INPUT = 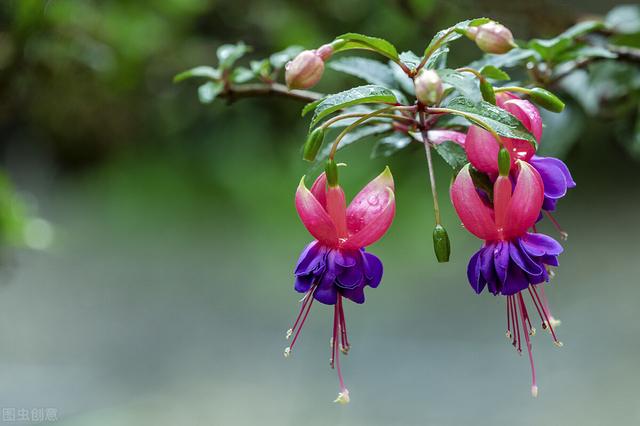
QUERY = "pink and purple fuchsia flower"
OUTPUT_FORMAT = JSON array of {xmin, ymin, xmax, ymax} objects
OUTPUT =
[
  {"xmin": 451, "ymin": 159, "xmax": 566, "ymax": 397},
  {"xmin": 286, "ymin": 167, "xmax": 395, "ymax": 404}
]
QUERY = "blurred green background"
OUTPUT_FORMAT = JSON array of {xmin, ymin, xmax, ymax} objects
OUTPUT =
[{"xmin": 1, "ymin": 0, "xmax": 640, "ymax": 425}]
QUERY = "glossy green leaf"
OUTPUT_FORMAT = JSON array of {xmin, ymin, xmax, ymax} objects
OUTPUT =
[
  {"xmin": 333, "ymin": 33, "xmax": 400, "ymax": 61},
  {"xmin": 231, "ymin": 67, "xmax": 255, "ymax": 83},
  {"xmin": 479, "ymin": 65, "xmax": 510, "ymax": 80},
  {"xmin": 371, "ymin": 133, "xmax": 413, "ymax": 157},
  {"xmin": 399, "ymin": 51, "xmax": 422, "ymax": 69},
  {"xmin": 444, "ymin": 96, "xmax": 537, "ymax": 148},
  {"xmin": 316, "ymin": 124, "xmax": 393, "ymax": 162},
  {"xmin": 217, "ymin": 42, "xmax": 250, "ymax": 70},
  {"xmin": 438, "ymin": 69, "xmax": 481, "ymax": 103},
  {"xmin": 250, "ymin": 59, "xmax": 271, "ymax": 77},
  {"xmin": 198, "ymin": 81, "xmax": 224, "ymax": 104},
  {"xmin": 433, "ymin": 140, "xmax": 468, "ymax": 170},
  {"xmin": 469, "ymin": 48, "xmax": 538, "ymax": 69},
  {"xmin": 390, "ymin": 62, "xmax": 415, "ymax": 94},
  {"xmin": 529, "ymin": 21, "xmax": 604, "ymax": 61},
  {"xmin": 309, "ymin": 85, "xmax": 398, "ymax": 128},
  {"xmin": 327, "ymin": 57, "xmax": 397, "ymax": 88},
  {"xmin": 269, "ymin": 45, "xmax": 304, "ymax": 69},
  {"xmin": 173, "ymin": 66, "xmax": 221, "ymax": 83},
  {"xmin": 423, "ymin": 18, "xmax": 490, "ymax": 56},
  {"xmin": 301, "ymin": 98, "xmax": 323, "ymax": 117}
]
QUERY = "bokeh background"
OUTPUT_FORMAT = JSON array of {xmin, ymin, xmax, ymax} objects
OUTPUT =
[{"xmin": 1, "ymin": 0, "xmax": 640, "ymax": 425}]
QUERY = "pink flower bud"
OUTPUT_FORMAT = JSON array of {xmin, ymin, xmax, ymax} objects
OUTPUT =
[
  {"xmin": 285, "ymin": 50, "xmax": 325, "ymax": 90},
  {"xmin": 467, "ymin": 22, "xmax": 516, "ymax": 54},
  {"xmin": 414, "ymin": 70, "xmax": 443, "ymax": 105}
]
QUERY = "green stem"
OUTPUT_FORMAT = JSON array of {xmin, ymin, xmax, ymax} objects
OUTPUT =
[
  {"xmin": 328, "ymin": 107, "xmax": 398, "ymax": 159},
  {"xmin": 456, "ymin": 67, "xmax": 485, "ymax": 81},
  {"xmin": 419, "ymin": 111, "xmax": 441, "ymax": 225},
  {"xmin": 321, "ymin": 112, "xmax": 416, "ymax": 129},
  {"xmin": 494, "ymin": 86, "xmax": 531, "ymax": 94},
  {"xmin": 415, "ymin": 28, "xmax": 456, "ymax": 74}
]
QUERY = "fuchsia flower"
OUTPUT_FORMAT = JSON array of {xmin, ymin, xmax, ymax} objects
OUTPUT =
[
  {"xmin": 465, "ymin": 92, "xmax": 576, "ymax": 229},
  {"xmin": 286, "ymin": 167, "xmax": 395, "ymax": 403},
  {"xmin": 451, "ymin": 160, "xmax": 565, "ymax": 396}
]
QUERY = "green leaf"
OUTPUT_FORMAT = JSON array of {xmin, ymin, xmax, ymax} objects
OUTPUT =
[
  {"xmin": 554, "ymin": 45, "xmax": 617, "ymax": 62},
  {"xmin": 390, "ymin": 62, "xmax": 415, "ymax": 94},
  {"xmin": 529, "ymin": 21, "xmax": 605, "ymax": 62},
  {"xmin": 231, "ymin": 67, "xmax": 255, "ymax": 83},
  {"xmin": 173, "ymin": 66, "xmax": 221, "ymax": 83},
  {"xmin": 434, "ymin": 140, "xmax": 468, "ymax": 170},
  {"xmin": 469, "ymin": 48, "xmax": 538, "ymax": 69},
  {"xmin": 424, "ymin": 45, "xmax": 449, "ymax": 70},
  {"xmin": 333, "ymin": 33, "xmax": 400, "ymax": 61},
  {"xmin": 316, "ymin": 124, "xmax": 393, "ymax": 162},
  {"xmin": 606, "ymin": 5, "xmax": 640, "ymax": 34},
  {"xmin": 217, "ymin": 42, "xmax": 250, "ymax": 70},
  {"xmin": 327, "ymin": 57, "xmax": 397, "ymax": 88},
  {"xmin": 371, "ymin": 133, "xmax": 413, "ymax": 157},
  {"xmin": 270, "ymin": 45, "xmax": 304, "ymax": 69},
  {"xmin": 423, "ymin": 18, "xmax": 490, "ymax": 56},
  {"xmin": 309, "ymin": 85, "xmax": 398, "ymax": 128},
  {"xmin": 479, "ymin": 65, "xmax": 510, "ymax": 80},
  {"xmin": 198, "ymin": 81, "xmax": 224, "ymax": 104},
  {"xmin": 399, "ymin": 51, "xmax": 422, "ymax": 69},
  {"xmin": 438, "ymin": 69, "xmax": 481, "ymax": 103},
  {"xmin": 301, "ymin": 98, "xmax": 323, "ymax": 117},
  {"xmin": 444, "ymin": 96, "xmax": 537, "ymax": 148},
  {"xmin": 250, "ymin": 59, "xmax": 271, "ymax": 77}
]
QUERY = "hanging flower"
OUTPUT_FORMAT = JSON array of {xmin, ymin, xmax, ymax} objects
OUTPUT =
[
  {"xmin": 451, "ymin": 160, "xmax": 564, "ymax": 397},
  {"xmin": 286, "ymin": 167, "xmax": 395, "ymax": 403}
]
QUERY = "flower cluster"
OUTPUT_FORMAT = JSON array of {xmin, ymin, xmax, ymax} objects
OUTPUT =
[{"xmin": 450, "ymin": 92, "xmax": 575, "ymax": 396}]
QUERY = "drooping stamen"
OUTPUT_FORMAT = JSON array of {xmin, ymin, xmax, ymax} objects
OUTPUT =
[
  {"xmin": 332, "ymin": 295, "xmax": 349, "ymax": 404},
  {"xmin": 539, "ymin": 284, "xmax": 561, "ymax": 328},
  {"xmin": 517, "ymin": 293, "xmax": 538, "ymax": 397},
  {"xmin": 509, "ymin": 296, "xmax": 518, "ymax": 347},
  {"xmin": 512, "ymin": 295, "xmax": 522, "ymax": 353},
  {"xmin": 530, "ymin": 285, "xmax": 563, "ymax": 347},
  {"xmin": 506, "ymin": 298, "xmax": 512, "ymax": 340},
  {"xmin": 285, "ymin": 283, "xmax": 318, "ymax": 356},
  {"xmin": 544, "ymin": 211, "xmax": 568, "ymax": 240},
  {"xmin": 337, "ymin": 295, "xmax": 350, "ymax": 353},
  {"xmin": 519, "ymin": 296, "xmax": 535, "ymax": 336}
]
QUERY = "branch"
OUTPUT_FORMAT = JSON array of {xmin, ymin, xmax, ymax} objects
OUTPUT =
[
  {"xmin": 220, "ymin": 82, "xmax": 323, "ymax": 103},
  {"xmin": 549, "ymin": 44, "xmax": 640, "ymax": 85}
]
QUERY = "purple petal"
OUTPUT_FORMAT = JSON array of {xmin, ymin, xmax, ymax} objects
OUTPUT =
[
  {"xmin": 341, "ymin": 286, "xmax": 366, "ymax": 304},
  {"xmin": 333, "ymin": 250, "xmax": 357, "ymax": 268},
  {"xmin": 510, "ymin": 239, "xmax": 543, "ymax": 276},
  {"xmin": 363, "ymin": 252, "xmax": 383, "ymax": 288},
  {"xmin": 502, "ymin": 261, "xmax": 530, "ymax": 295},
  {"xmin": 336, "ymin": 264, "xmax": 364, "ymax": 289},
  {"xmin": 294, "ymin": 275, "xmax": 314, "ymax": 293},
  {"xmin": 314, "ymin": 272, "xmax": 338, "ymax": 305},
  {"xmin": 493, "ymin": 242, "xmax": 509, "ymax": 286},
  {"xmin": 530, "ymin": 156, "xmax": 568, "ymax": 199},
  {"xmin": 521, "ymin": 232, "xmax": 563, "ymax": 256},
  {"xmin": 294, "ymin": 241, "xmax": 327, "ymax": 275},
  {"xmin": 479, "ymin": 244, "xmax": 497, "ymax": 284},
  {"xmin": 467, "ymin": 250, "xmax": 486, "ymax": 294},
  {"xmin": 541, "ymin": 254, "xmax": 559, "ymax": 267}
]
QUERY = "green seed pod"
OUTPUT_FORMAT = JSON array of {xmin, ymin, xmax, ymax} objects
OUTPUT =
[
  {"xmin": 303, "ymin": 127, "xmax": 325, "ymax": 162},
  {"xmin": 432, "ymin": 224, "xmax": 451, "ymax": 263},
  {"xmin": 480, "ymin": 79, "xmax": 496, "ymax": 105},
  {"xmin": 498, "ymin": 147, "xmax": 511, "ymax": 176},
  {"xmin": 325, "ymin": 159, "xmax": 339, "ymax": 187},
  {"xmin": 528, "ymin": 87, "xmax": 565, "ymax": 113}
]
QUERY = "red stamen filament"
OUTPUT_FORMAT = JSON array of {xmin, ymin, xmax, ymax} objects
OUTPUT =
[
  {"xmin": 544, "ymin": 211, "xmax": 568, "ymax": 240},
  {"xmin": 332, "ymin": 295, "xmax": 349, "ymax": 403},
  {"xmin": 530, "ymin": 285, "xmax": 562, "ymax": 347},
  {"xmin": 517, "ymin": 293, "xmax": 538, "ymax": 397},
  {"xmin": 285, "ymin": 283, "xmax": 318, "ymax": 356}
]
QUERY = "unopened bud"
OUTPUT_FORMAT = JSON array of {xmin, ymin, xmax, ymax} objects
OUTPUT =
[
  {"xmin": 432, "ymin": 224, "xmax": 451, "ymax": 263},
  {"xmin": 303, "ymin": 127, "xmax": 325, "ymax": 162},
  {"xmin": 498, "ymin": 147, "xmax": 511, "ymax": 176},
  {"xmin": 528, "ymin": 87, "xmax": 565, "ymax": 113},
  {"xmin": 480, "ymin": 79, "xmax": 496, "ymax": 104},
  {"xmin": 467, "ymin": 22, "xmax": 516, "ymax": 55},
  {"xmin": 414, "ymin": 70, "xmax": 443, "ymax": 105},
  {"xmin": 325, "ymin": 159, "xmax": 339, "ymax": 187},
  {"xmin": 285, "ymin": 50, "xmax": 325, "ymax": 90}
]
